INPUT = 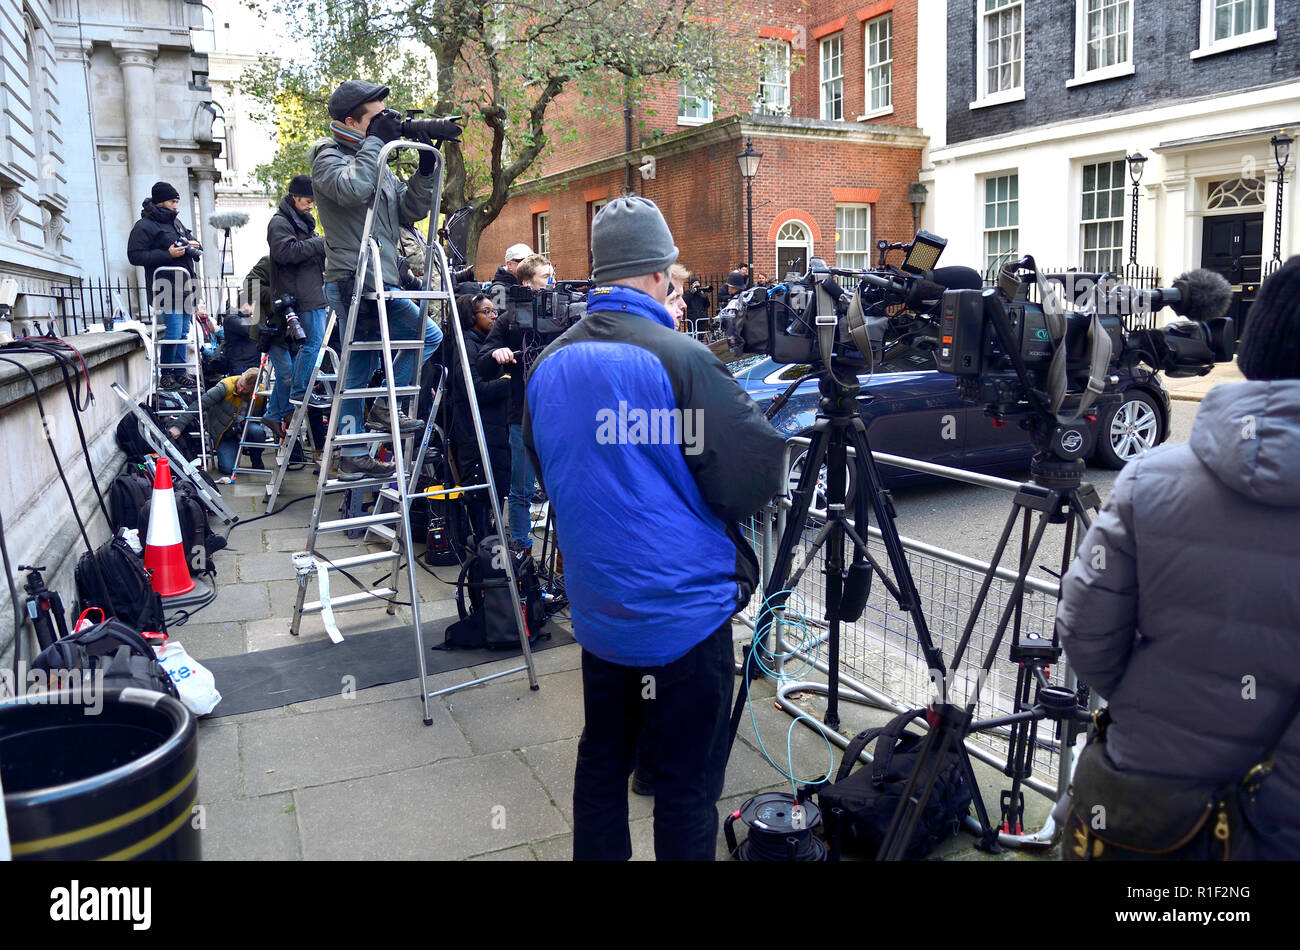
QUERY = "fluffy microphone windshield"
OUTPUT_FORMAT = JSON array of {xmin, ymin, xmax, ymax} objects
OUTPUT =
[
  {"xmin": 1173, "ymin": 268, "xmax": 1233, "ymax": 322},
  {"xmin": 210, "ymin": 211, "xmax": 250, "ymax": 231}
]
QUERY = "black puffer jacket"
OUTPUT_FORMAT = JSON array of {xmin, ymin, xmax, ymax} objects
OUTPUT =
[
  {"xmin": 451, "ymin": 324, "xmax": 511, "ymax": 487},
  {"xmin": 476, "ymin": 304, "xmax": 532, "ymax": 426},
  {"xmin": 267, "ymin": 196, "xmax": 326, "ymax": 312},
  {"xmin": 127, "ymin": 200, "xmax": 197, "ymax": 306}
]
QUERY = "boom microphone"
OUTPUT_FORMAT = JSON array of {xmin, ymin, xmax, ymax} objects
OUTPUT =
[
  {"xmin": 1125, "ymin": 269, "xmax": 1234, "ymax": 322},
  {"xmin": 210, "ymin": 211, "xmax": 249, "ymax": 231}
]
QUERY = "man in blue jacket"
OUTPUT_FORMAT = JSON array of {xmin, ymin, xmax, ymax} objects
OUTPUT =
[{"xmin": 523, "ymin": 196, "xmax": 785, "ymax": 860}]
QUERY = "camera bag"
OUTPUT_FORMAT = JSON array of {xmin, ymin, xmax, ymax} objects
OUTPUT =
[
  {"xmin": 445, "ymin": 535, "xmax": 547, "ymax": 649},
  {"xmin": 73, "ymin": 536, "xmax": 167, "ymax": 636},
  {"xmin": 32, "ymin": 617, "xmax": 179, "ymax": 698},
  {"xmin": 110, "ymin": 467, "xmax": 155, "ymax": 534},
  {"xmin": 817, "ymin": 707, "xmax": 971, "ymax": 860}
]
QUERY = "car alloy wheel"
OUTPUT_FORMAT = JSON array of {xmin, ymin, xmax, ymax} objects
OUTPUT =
[{"xmin": 1102, "ymin": 392, "xmax": 1160, "ymax": 466}]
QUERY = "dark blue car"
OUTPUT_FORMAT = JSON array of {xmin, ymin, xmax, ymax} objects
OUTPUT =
[{"xmin": 730, "ymin": 342, "xmax": 1171, "ymax": 495}]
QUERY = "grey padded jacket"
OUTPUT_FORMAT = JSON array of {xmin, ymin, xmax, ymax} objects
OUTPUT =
[
  {"xmin": 1057, "ymin": 379, "xmax": 1300, "ymax": 858},
  {"xmin": 309, "ymin": 134, "xmax": 436, "ymax": 289}
]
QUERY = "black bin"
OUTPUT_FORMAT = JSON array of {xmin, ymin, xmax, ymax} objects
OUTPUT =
[{"xmin": 1, "ymin": 688, "xmax": 199, "ymax": 860}]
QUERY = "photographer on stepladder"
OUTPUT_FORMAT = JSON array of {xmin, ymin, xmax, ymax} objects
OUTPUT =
[
  {"xmin": 128, "ymin": 180, "xmax": 202, "ymax": 389},
  {"xmin": 310, "ymin": 79, "xmax": 455, "ymax": 480},
  {"xmin": 523, "ymin": 196, "xmax": 785, "ymax": 860},
  {"xmin": 265, "ymin": 175, "xmax": 327, "ymax": 449},
  {"xmin": 478, "ymin": 253, "xmax": 553, "ymax": 554}
]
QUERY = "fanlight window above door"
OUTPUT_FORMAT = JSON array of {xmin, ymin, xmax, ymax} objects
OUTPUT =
[{"xmin": 1206, "ymin": 178, "xmax": 1265, "ymax": 210}]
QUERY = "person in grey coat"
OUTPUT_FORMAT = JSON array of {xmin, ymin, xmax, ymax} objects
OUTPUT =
[{"xmin": 1056, "ymin": 254, "xmax": 1300, "ymax": 859}]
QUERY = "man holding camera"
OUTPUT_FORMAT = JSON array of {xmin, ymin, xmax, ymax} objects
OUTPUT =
[
  {"xmin": 127, "ymin": 180, "xmax": 202, "ymax": 388},
  {"xmin": 310, "ymin": 80, "xmax": 452, "ymax": 479},
  {"xmin": 265, "ymin": 174, "xmax": 327, "ymax": 440},
  {"xmin": 478, "ymin": 253, "xmax": 553, "ymax": 553},
  {"xmin": 523, "ymin": 196, "xmax": 785, "ymax": 860},
  {"xmin": 683, "ymin": 275, "xmax": 712, "ymax": 329}
]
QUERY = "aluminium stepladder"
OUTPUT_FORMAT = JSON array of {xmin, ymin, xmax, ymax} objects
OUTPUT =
[
  {"xmin": 109, "ymin": 381, "xmax": 239, "ymax": 526},
  {"xmin": 263, "ymin": 329, "xmax": 342, "ymax": 511},
  {"xmin": 232, "ymin": 354, "xmax": 279, "ymax": 479},
  {"xmin": 148, "ymin": 266, "xmax": 212, "ymax": 471},
  {"xmin": 289, "ymin": 138, "xmax": 538, "ymax": 725}
]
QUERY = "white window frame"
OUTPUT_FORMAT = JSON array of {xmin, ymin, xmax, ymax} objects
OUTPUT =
[
  {"xmin": 971, "ymin": 0, "xmax": 1026, "ymax": 110},
  {"xmin": 756, "ymin": 40, "xmax": 791, "ymax": 116},
  {"xmin": 835, "ymin": 204, "xmax": 872, "ymax": 270},
  {"xmin": 534, "ymin": 212, "xmax": 550, "ymax": 258},
  {"xmin": 820, "ymin": 33, "xmax": 844, "ymax": 121},
  {"xmin": 982, "ymin": 172, "xmax": 1019, "ymax": 273},
  {"xmin": 587, "ymin": 198, "xmax": 608, "ymax": 252},
  {"xmin": 861, "ymin": 15, "xmax": 893, "ymax": 120},
  {"xmin": 1067, "ymin": 0, "xmax": 1135, "ymax": 87},
  {"xmin": 677, "ymin": 79, "xmax": 713, "ymax": 126},
  {"xmin": 1192, "ymin": 0, "xmax": 1275, "ymax": 59},
  {"xmin": 775, "ymin": 220, "xmax": 814, "ymax": 277},
  {"xmin": 1079, "ymin": 158, "xmax": 1127, "ymax": 273}
]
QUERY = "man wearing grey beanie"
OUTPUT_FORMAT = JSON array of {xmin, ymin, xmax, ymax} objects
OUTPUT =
[{"xmin": 523, "ymin": 195, "xmax": 786, "ymax": 860}]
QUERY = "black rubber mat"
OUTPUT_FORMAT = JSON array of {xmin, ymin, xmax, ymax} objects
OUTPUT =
[{"xmin": 201, "ymin": 616, "xmax": 569, "ymax": 719}]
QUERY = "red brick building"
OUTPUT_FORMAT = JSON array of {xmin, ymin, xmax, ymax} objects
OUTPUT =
[{"xmin": 476, "ymin": 0, "xmax": 925, "ymax": 286}]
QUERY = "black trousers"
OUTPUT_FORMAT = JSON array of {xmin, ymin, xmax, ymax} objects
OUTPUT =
[{"xmin": 573, "ymin": 620, "xmax": 734, "ymax": 861}]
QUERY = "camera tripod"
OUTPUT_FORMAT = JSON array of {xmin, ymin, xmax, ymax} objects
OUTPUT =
[
  {"xmin": 876, "ymin": 436, "xmax": 1099, "ymax": 860},
  {"xmin": 727, "ymin": 365, "xmax": 953, "ymax": 750}
]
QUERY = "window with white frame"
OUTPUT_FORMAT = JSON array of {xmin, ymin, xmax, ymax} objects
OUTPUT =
[
  {"xmin": 1080, "ymin": 160, "xmax": 1125, "ymax": 272},
  {"xmin": 976, "ymin": 0, "xmax": 1024, "ymax": 104},
  {"xmin": 1195, "ymin": 0, "xmax": 1275, "ymax": 56},
  {"xmin": 587, "ymin": 198, "xmax": 608, "ymax": 254},
  {"xmin": 983, "ymin": 173, "xmax": 1019, "ymax": 272},
  {"xmin": 534, "ymin": 212, "xmax": 550, "ymax": 257},
  {"xmin": 1071, "ymin": 0, "xmax": 1133, "ymax": 83},
  {"xmin": 820, "ymin": 33, "xmax": 843, "ymax": 121},
  {"xmin": 865, "ymin": 15, "xmax": 892, "ymax": 114},
  {"xmin": 678, "ymin": 79, "xmax": 713, "ymax": 124},
  {"xmin": 835, "ymin": 205, "xmax": 872, "ymax": 269},
  {"xmin": 757, "ymin": 41, "xmax": 791, "ymax": 116}
]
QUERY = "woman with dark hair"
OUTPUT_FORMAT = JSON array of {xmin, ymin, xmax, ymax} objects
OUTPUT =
[{"xmin": 451, "ymin": 293, "xmax": 512, "ymax": 537}]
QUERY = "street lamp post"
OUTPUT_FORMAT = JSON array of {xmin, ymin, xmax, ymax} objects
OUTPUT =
[
  {"xmin": 1271, "ymin": 130, "xmax": 1292, "ymax": 267},
  {"xmin": 1126, "ymin": 151, "xmax": 1147, "ymax": 266},
  {"xmin": 737, "ymin": 138, "xmax": 762, "ymax": 281}
]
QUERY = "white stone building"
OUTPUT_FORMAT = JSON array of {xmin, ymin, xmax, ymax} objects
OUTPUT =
[
  {"xmin": 917, "ymin": 0, "xmax": 1298, "ymax": 338},
  {"xmin": 0, "ymin": 0, "xmax": 223, "ymax": 327}
]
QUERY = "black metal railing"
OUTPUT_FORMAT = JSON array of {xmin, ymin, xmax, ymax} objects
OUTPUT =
[{"xmin": 47, "ymin": 278, "xmax": 241, "ymax": 338}]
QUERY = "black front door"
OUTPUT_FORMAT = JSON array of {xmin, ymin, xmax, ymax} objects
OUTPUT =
[{"xmin": 1201, "ymin": 212, "xmax": 1264, "ymax": 340}]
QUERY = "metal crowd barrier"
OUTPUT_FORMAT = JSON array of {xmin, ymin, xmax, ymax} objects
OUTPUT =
[{"xmin": 737, "ymin": 439, "xmax": 1085, "ymax": 849}]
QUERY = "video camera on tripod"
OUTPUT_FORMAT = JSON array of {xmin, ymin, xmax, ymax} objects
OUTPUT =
[
  {"xmin": 932, "ymin": 256, "xmax": 1234, "ymax": 457},
  {"xmin": 720, "ymin": 230, "xmax": 983, "ymax": 367},
  {"xmin": 505, "ymin": 281, "xmax": 590, "ymax": 343}
]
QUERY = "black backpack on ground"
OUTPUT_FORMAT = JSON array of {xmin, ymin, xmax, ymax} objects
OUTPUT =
[
  {"xmin": 74, "ymin": 536, "xmax": 167, "ymax": 635},
  {"xmin": 116, "ymin": 400, "xmax": 198, "ymax": 463},
  {"xmin": 109, "ymin": 467, "xmax": 154, "ymax": 534},
  {"xmin": 32, "ymin": 618, "xmax": 178, "ymax": 698},
  {"xmin": 445, "ymin": 535, "xmax": 548, "ymax": 649},
  {"xmin": 816, "ymin": 707, "xmax": 972, "ymax": 860}
]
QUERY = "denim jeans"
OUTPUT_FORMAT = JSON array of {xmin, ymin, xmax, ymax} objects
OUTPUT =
[
  {"xmin": 161, "ymin": 311, "xmax": 190, "ymax": 368},
  {"xmin": 324, "ymin": 283, "xmax": 443, "ymax": 457},
  {"xmin": 266, "ymin": 343, "xmax": 294, "ymax": 424},
  {"xmin": 573, "ymin": 621, "xmax": 735, "ymax": 860},
  {"xmin": 215, "ymin": 422, "xmax": 268, "ymax": 475},
  {"xmin": 508, "ymin": 423, "xmax": 535, "ymax": 549},
  {"xmin": 289, "ymin": 307, "xmax": 328, "ymax": 404}
]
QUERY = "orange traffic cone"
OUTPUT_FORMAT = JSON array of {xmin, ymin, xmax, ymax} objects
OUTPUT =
[{"xmin": 143, "ymin": 457, "xmax": 195, "ymax": 596}]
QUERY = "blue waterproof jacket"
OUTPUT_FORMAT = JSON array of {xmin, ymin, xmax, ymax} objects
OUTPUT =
[{"xmin": 523, "ymin": 285, "xmax": 785, "ymax": 666}]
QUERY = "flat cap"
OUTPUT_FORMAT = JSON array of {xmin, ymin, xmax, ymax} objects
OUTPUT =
[{"xmin": 328, "ymin": 80, "xmax": 390, "ymax": 121}]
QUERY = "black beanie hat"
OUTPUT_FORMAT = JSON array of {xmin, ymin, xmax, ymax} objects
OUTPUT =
[
  {"xmin": 288, "ymin": 175, "xmax": 313, "ymax": 198},
  {"xmin": 1238, "ymin": 255, "xmax": 1300, "ymax": 381},
  {"xmin": 151, "ymin": 181, "xmax": 180, "ymax": 203}
]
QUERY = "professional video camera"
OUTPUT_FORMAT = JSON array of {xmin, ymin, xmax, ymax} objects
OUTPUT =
[
  {"xmin": 505, "ymin": 281, "xmax": 589, "ymax": 343},
  {"xmin": 720, "ymin": 230, "xmax": 982, "ymax": 366},
  {"xmin": 934, "ymin": 256, "xmax": 1234, "ymax": 439}
]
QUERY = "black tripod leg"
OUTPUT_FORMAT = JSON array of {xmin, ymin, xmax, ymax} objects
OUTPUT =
[{"xmin": 823, "ymin": 430, "xmax": 847, "ymax": 732}]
